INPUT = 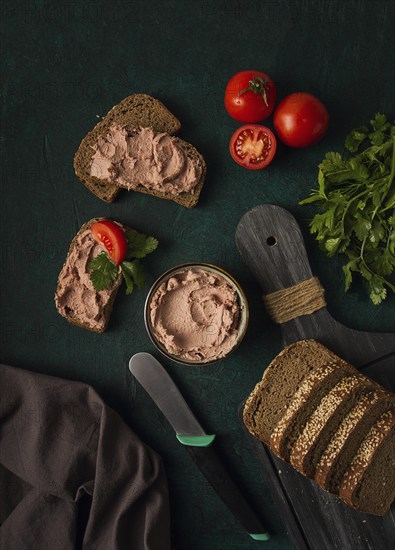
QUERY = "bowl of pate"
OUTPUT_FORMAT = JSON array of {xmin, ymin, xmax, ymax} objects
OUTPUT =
[{"xmin": 144, "ymin": 263, "xmax": 248, "ymax": 365}]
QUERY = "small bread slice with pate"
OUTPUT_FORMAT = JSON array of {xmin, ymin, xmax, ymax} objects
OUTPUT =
[
  {"xmin": 74, "ymin": 94, "xmax": 206, "ymax": 207},
  {"xmin": 54, "ymin": 218, "xmax": 158, "ymax": 333}
]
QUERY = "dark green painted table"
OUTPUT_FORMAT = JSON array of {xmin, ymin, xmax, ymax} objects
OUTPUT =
[{"xmin": 1, "ymin": 1, "xmax": 394, "ymax": 548}]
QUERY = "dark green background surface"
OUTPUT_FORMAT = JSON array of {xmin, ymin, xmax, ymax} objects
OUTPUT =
[{"xmin": 1, "ymin": 1, "xmax": 395, "ymax": 548}]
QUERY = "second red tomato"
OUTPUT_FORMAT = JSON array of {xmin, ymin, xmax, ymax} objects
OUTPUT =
[{"xmin": 273, "ymin": 92, "xmax": 329, "ymax": 148}]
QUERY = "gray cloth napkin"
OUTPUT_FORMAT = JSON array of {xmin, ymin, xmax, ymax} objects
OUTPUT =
[{"xmin": 0, "ymin": 364, "xmax": 171, "ymax": 550}]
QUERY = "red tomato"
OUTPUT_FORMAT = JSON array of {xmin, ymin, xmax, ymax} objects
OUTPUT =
[
  {"xmin": 273, "ymin": 92, "xmax": 329, "ymax": 148},
  {"xmin": 229, "ymin": 125, "xmax": 276, "ymax": 170},
  {"xmin": 91, "ymin": 220, "xmax": 127, "ymax": 265},
  {"xmin": 225, "ymin": 70, "xmax": 276, "ymax": 123}
]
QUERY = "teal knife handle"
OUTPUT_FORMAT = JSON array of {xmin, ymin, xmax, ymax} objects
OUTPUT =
[
  {"xmin": 176, "ymin": 434, "xmax": 216, "ymax": 446},
  {"xmin": 183, "ymin": 442, "xmax": 270, "ymax": 540}
]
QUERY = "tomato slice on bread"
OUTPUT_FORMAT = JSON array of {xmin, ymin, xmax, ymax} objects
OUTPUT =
[
  {"xmin": 91, "ymin": 220, "xmax": 128, "ymax": 265},
  {"xmin": 229, "ymin": 125, "xmax": 276, "ymax": 170}
]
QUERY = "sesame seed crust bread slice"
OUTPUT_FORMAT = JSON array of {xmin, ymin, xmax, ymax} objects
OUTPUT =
[
  {"xmin": 289, "ymin": 376, "xmax": 375, "ymax": 477},
  {"xmin": 243, "ymin": 340, "xmax": 348, "ymax": 447},
  {"xmin": 315, "ymin": 388, "xmax": 394, "ymax": 492},
  {"xmin": 54, "ymin": 218, "xmax": 132, "ymax": 333},
  {"xmin": 269, "ymin": 360, "xmax": 355, "ymax": 461},
  {"xmin": 74, "ymin": 94, "xmax": 206, "ymax": 207},
  {"xmin": 338, "ymin": 409, "xmax": 395, "ymax": 516}
]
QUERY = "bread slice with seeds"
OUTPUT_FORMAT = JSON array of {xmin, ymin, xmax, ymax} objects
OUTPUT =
[
  {"xmin": 289, "ymin": 376, "xmax": 374, "ymax": 477},
  {"xmin": 243, "ymin": 340, "xmax": 349, "ymax": 447},
  {"xmin": 339, "ymin": 409, "xmax": 395, "ymax": 516},
  {"xmin": 315, "ymin": 388, "xmax": 394, "ymax": 492},
  {"xmin": 74, "ymin": 94, "xmax": 206, "ymax": 207},
  {"xmin": 269, "ymin": 360, "xmax": 355, "ymax": 461}
]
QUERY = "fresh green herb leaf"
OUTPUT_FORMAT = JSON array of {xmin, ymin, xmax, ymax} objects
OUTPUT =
[
  {"xmin": 120, "ymin": 264, "xmax": 134, "ymax": 295},
  {"xmin": 122, "ymin": 259, "xmax": 146, "ymax": 289},
  {"xmin": 368, "ymin": 275, "xmax": 387, "ymax": 305},
  {"xmin": 126, "ymin": 231, "xmax": 159, "ymax": 259},
  {"xmin": 300, "ymin": 113, "xmax": 395, "ymax": 304},
  {"xmin": 343, "ymin": 259, "xmax": 359, "ymax": 291},
  {"xmin": 345, "ymin": 126, "xmax": 368, "ymax": 153},
  {"xmin": 370, "ymin": 113, "xmax": 388, "ymax": 132},
  {"xmin": 324, "ymin": 237, "xmax": 341, "ymax": 255},
  {"xmin": 89, "ymin": 252, "xmax": 118, "ymax": 291},
  {"xmin": 299, "ymin": 192, "xmax": 324, "ymax": 205},
  {"xmin": 354, "ymin": 214, "xmax": 371, "ymax": 241},
  {"xmin": 372, "ymin": 248, "xmax": 395, "ymax": 277}
]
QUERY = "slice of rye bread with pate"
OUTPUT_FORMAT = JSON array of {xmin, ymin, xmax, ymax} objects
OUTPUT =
[
  {"xmin": 338, "ymin": 408, "xmax": 395, "ymax": 516},
  {"xmin": 74, "ymin": 94, "xmax": 206, "ymax": 207},
  {"xmin": 243, "ymin": 340, "xmax": 350, "ymax": 455},
  {"xmin": 54, "ymin": 218, "xmax": 134, "ymax": 333},
  {"xmin": 74, "ymin": 94, "xmax": 181, "ymax": 203},
  {"xmin": 315, "ymin": 388, "xmax": 395, "ymax": 493},
  {"xmin": 289, "ymin": 375, "xmax": 378, "ymax": 477}
]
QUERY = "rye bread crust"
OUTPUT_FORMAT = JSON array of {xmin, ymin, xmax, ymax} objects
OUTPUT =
[
  {"xmin": 54, "ymin": 217, "xmax": 127, "ymax": 333},
  {"xmin": 74, "ymin": 94, "xmax": 206, "ymax": 207}
]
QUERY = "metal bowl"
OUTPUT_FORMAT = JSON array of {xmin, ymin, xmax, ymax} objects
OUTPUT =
[{"xmin": 144, "ymin": 263, "xmax": 249, "ymax": 366}]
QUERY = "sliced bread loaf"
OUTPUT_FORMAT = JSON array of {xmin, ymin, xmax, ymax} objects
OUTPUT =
[
  {"xmin": 74, "ymin": 94, "xmax": 207, "ymax": 207},
  {"xmin": 243, "ymin": 339, "xmax": 395, "ymax": 515},
  {"xmin": 289, "ymin": 376, "xmax": 374, "ymax": 477},
  {"xmin": 243, "ymin": 340, "xmax": 348, "ymax": 445},
  {"xmin": 315, "ymin": 388, "xmax": 394, "ymax": 492},
  {"xmin": 338, "ymin": 409, "xmax": 395, "ymax": 516}
]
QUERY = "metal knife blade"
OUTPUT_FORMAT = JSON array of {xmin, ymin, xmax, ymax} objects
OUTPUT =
[
  {"xmin": 129, "ymin": 352, "xmax": 207, "ymax": 439},
  {"xmin": 129, "ymin": 352, "xmax": 270, "ymax": 541}
]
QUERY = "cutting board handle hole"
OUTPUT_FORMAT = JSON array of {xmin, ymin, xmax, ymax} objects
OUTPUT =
[{"xmin": 266, "ymin": 236, "xmax": 277, "ymax": 247}]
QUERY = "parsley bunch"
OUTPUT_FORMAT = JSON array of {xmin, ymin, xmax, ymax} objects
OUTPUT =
[
  {"xmin": 89, "ymin": 230, "xmax": 158, "ymax": 295},
  {"xmin": 300, "ymin": 114, "xmax": 395, "ymax": 304}
]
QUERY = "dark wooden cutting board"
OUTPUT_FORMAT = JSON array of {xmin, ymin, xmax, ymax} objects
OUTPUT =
[{"xmin": 235, "ymin": 205, "xmax": 395, "ymax": 550}]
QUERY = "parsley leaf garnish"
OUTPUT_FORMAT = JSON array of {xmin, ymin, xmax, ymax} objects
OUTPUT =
[
  {"xmin": 89, "ymin": 228, "xmax": 158, "ymax": 295},
  {"xmin": 90, "ymin": 252, "xmax": 118, "ymax": 291},
  {"xmin": 300, "ymin": 113, "xmax": 395, "ymax": 304},
  {"xmin": 125, "ymin": 231, "xmax": 159, "ymax": 259},
  {"xmin": 122, "ymin": 260, "xmax": 146, "ymax": 289}
]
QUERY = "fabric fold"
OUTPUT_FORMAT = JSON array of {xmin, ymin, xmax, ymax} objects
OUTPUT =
[{"xmin": 0, "ymin": 364, "xmax": 170, "ymax": 550}]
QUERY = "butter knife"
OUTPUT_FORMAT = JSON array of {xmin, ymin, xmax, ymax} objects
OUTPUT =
[{"xmin": 129, "ymin": 352, "xmax": 270, "ymax": 541}]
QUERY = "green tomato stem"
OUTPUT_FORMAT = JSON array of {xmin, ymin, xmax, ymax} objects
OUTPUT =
[{"xmin": 238, "ymin": 76, "xmax": 269, "ymax": 107}]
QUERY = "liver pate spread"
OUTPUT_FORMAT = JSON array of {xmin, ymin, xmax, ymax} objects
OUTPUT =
[
  {"xmin": 55, "ymin": 229, "xmax": 120, "ymax": 331},
  {"xmin": 90, "ymin": 125, "xmax": 201, "ymax": 195},
  {"xmin": 149, "ymin": 269, "xmax": 240, "ymax": 362}
]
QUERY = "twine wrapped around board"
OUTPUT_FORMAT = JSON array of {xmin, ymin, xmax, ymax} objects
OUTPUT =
[{"xmin": 263, "ymin": 276, "xmax": 326, "ymax": 324}]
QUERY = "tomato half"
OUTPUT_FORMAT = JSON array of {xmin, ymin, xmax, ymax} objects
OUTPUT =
[
  {"xmin": 229, "ymin": 125, "xmax": 276, "ymax": 170},
  {"xmin": 273, "ymin": 92, "xmax": 329, "ymax": 148},
  {"xmin": 224, "ymin": 70, "xmax": 276, "ymax": 123},
  {"xmin": 91, "ymin": 220, "xmax": 128, "ymax": 265}
]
